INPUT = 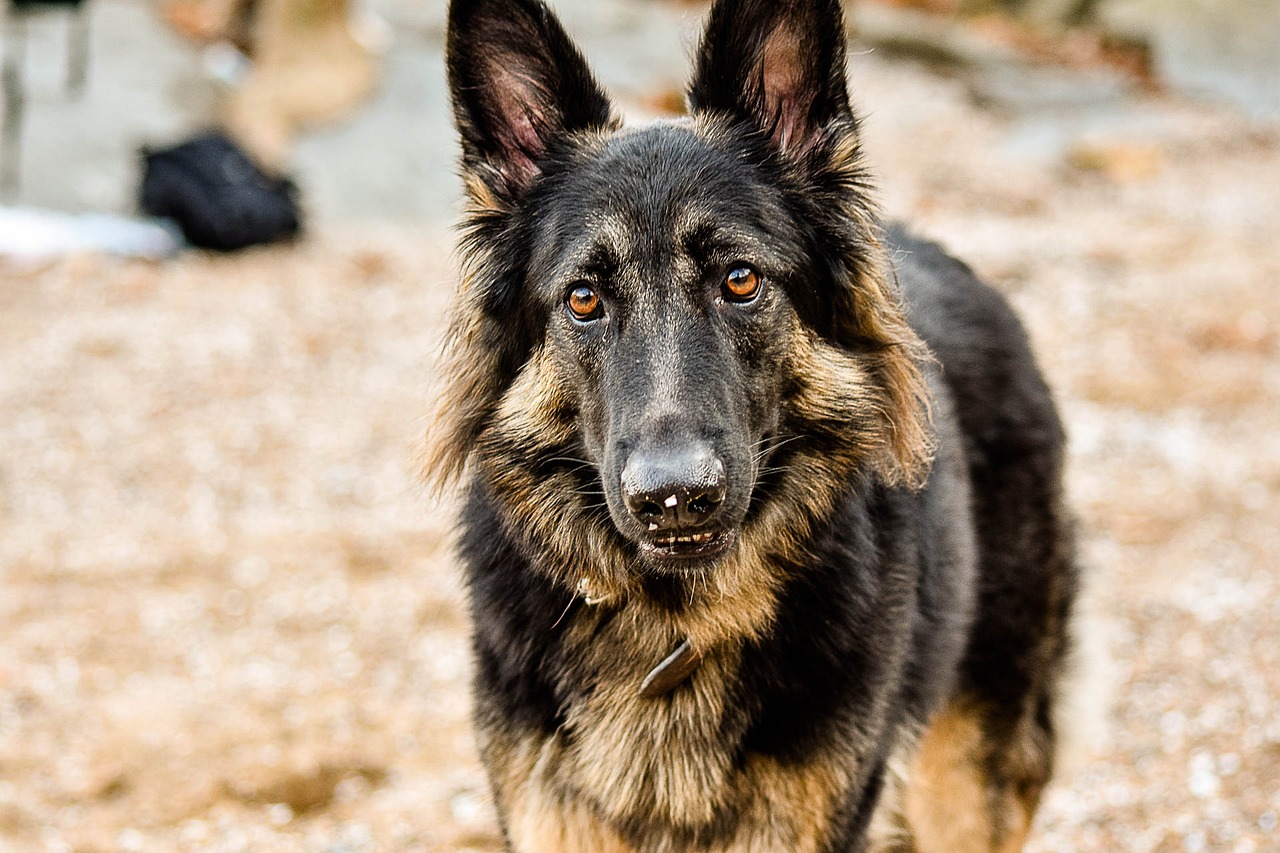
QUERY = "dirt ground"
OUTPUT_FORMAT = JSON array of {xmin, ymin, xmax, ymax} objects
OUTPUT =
[{"xmin": 2, "ymin": 11, "xmax": 1279, "ymax": 853}]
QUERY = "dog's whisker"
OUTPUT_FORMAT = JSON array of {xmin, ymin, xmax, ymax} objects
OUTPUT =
[
  {"xmin": 752, "ymin": 433, "xmax": 796, "ymax": 449},
  {"xmin": 750, "ymin": 434, "xmax": 803, "ymax": 464},
  {"xmin": 543, "ymin": 455, "xmax": 595, "ymax": 466}
]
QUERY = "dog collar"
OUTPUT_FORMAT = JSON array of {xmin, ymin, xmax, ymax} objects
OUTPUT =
[
  {"xmin": 575, "ymin": 580, "xmax": 702, "ymax": 698},
  {"xmin": 639, "ymin": 639, "xmax": 701, "ymax": 698}
]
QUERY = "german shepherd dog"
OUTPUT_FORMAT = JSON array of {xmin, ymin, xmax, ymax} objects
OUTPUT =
[{"xmin": 431, "ymin": 0, "xmax": 1080, "ymax": 849}]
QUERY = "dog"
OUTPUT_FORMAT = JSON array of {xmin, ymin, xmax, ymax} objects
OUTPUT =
[{"xmin": 429, "ymin": 0, "xmax": 1081, "ymax": 849}]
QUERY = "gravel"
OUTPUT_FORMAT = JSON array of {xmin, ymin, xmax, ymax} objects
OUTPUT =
[{"xmin": 2, "ymin": 16, "xmax": 1278, "ymax": 853}]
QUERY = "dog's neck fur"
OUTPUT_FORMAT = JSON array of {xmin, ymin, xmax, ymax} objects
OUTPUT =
[
  {"xmin": 573, "ymin": 577, "xmax": 703, "ymax": 698},
  {"xmin": 465, "ymin": 472, "xmax": 915, "ymax": 851}
]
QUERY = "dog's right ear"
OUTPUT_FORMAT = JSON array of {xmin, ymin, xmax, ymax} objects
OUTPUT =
[{"xmin": 447, "ymin": 0, "xmax": 616, "ymax": 202}]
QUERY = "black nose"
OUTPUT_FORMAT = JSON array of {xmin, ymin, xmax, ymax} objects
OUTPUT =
[{"xmin": 621, "ymin": 446, "xmax": 726, "ymax": 531}]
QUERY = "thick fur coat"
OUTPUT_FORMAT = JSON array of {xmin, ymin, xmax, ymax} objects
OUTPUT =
[{"xmin": 431, "ymin": 1, "xmax": 1080, "ymax": 850}]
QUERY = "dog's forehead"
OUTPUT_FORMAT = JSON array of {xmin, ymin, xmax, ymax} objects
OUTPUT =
[{"xmin": 554, "ymin": 122, "xmax": 771, "ymax": 241}]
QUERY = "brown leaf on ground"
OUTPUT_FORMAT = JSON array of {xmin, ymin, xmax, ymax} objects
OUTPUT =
[{"xmin": 1068, "ymin": 141, "xmax": 1164, "ymax": 182}]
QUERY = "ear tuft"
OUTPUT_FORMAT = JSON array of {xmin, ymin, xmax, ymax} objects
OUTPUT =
[{"xmin": 447, "ymin": 0, "xmax": 615, "ymax": 199}]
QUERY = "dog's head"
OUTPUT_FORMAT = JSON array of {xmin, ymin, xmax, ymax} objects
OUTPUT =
[{"xmin": 432, "ymin": 0, "xmax": 932, "ymax": 617}]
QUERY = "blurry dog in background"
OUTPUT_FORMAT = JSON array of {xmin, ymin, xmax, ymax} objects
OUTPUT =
[{"xmin": 430, "ymin": 0, "xmax": 1081, "ymax": 849}]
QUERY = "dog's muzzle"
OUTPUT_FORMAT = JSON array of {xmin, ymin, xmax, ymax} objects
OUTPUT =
[{"xmin": 620, "ymin": 444, "xmax": 734, "ymax": 560}]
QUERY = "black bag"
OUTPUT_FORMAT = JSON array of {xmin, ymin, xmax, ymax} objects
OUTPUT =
[
  {"xmin": 139, "ymin": 132, "xmax": 301, "ymax": 251},
  {"xmin": 9, "ymin": 0, "xmax": 86, "ymax": 8}
]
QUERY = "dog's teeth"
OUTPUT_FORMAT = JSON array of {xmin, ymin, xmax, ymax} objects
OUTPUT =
[
  {"xmin": 664, "ymin": 495, "xmax": 679, "ymax": 508},
  {"xmin": 646, "ymin": 530, "xmax": 726, "ymax": 553},
  {"xmin": 648, "ymin": 522, "xmax": 658, "ymax": 531}
]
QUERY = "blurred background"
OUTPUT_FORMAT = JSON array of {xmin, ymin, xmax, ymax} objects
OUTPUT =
[{"xmin": 0, "ymin": 0, "xmax": 1277, "ymax": 850}]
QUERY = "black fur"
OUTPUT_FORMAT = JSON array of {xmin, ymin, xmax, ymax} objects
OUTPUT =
[{"xmin": 438, "ymin": 1, "xmax": 1079, "ymax": 850}]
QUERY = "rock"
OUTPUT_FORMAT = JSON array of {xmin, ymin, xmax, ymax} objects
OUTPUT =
[
  {"xmin": 1002, "ymin": 0, "xmax": 1095, "ymax": 27},
  {"xmin": 849, "ymin": 3, "xmax": 1023, "ymax": 69},
  {"xmin": 226, "ymin": 762, "xmax": 386, "ymax": 815},
  {"xmin": 1067, "ymin": 140, "xmax": 1164, "ymax": 183},
  {"xmin": 1100, "ymin": 0, "xmax": 1280, "ymax": 116},
  {"xmin": 849, "ymin": 3, "xmax": 1133, "ymax": 114},
  {"xmin": 970, "ymin": 64, "xmax": 1131, "ymax": 111}
]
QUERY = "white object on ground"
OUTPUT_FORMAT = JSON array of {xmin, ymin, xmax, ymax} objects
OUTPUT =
[
  {"xmin": 0, "ymin": 206, "xmax": 182, "ymax": 261},
  {"xmin": 202, "ymin": 42, "xmax": 252, "ymax": 87}
]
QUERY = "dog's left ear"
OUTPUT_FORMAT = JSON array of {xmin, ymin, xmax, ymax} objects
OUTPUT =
[{"xmin": 688, "ymin": 0, "xmax": 854, "ymax": 160}]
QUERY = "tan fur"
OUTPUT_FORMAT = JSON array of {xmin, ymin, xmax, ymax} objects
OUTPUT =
[
  {"xmin": 454, "ymin": 322, "xmax": 913, "ymax": 649},
  {"xmin": 555, "ymin": 619, "xmax": 744, "ymax": 828},
  {"xmin": 491, "ymin": 726, "xmax": 850, "ymax": 853},
  {"xmin": 487, "ymin": 734, "xmax": 635, "ymax": 852},
  {"xmin": 730, "ymin": 756, "xmax": 848, "ymax": 852},
  {"xmin": 893, "ymin": 701, "xmax": 1048, "ymax": 853},
  {"xmin": 421, "ymin": 127, "xmax": 619, "ymax": 491},
  {"xmin": 493, "ymin": 682, "xmax": 1057, "ymax": 853},
  {"xmin": 782, "ymin": 119, "xmax": 936, "ymax": 491},
  {"xmin": 902, "ymin": 703, "xmax": 994, "ymax": 853},
  {"xmin": 1051, "ymin": 568, "xmax": 1114, "ymax": 779},
  {"xmin": 419, "ymin": 285, "xmax": 506, "ymax": 487},
  {"xmin": 479, "ymin": 576, "xmax": 858, "ymax": 853},
  {"xmin": 462, "ymin": 171, "xmax": 505, "ymax": 218}
]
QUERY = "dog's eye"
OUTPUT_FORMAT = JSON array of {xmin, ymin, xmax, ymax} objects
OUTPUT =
[
  {"xmin": 566, "ymin": 285, "xmax": 603, "ymax": 321},
  {"xmin": 722, "ymin": 266, "xmax": 762, "ymax": 303}
]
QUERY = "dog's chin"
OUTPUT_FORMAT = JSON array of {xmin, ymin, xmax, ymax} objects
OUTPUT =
[{"xmin": 635, "ymin": 528, "xmax": 738, "ymax": 574}]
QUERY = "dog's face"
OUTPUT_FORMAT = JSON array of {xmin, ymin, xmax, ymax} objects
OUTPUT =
[
  {"xmin": 436, "ymin": 0, "xmax": 931, "ymax": 593},
  {"xmin": 533, "ymin": 126, "xmax": 807, "ymax": 567}
]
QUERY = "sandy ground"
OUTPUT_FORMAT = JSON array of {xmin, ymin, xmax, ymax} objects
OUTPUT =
[{"xmin": 2, "ymin": 5, "xmax": 1280, "ymax": 853}]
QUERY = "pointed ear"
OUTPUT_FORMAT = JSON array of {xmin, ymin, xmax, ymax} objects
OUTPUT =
[
  {"xmin": 447, "ymin": 0, "xmax": 616, "ymax": 201},
  {"xmin": 688, "ymin": 0, "xmax": 855, "ymax": 160}
]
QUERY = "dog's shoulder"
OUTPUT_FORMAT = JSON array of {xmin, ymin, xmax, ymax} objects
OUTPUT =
[
  {"xmin": 887, "ymin": 224, "xmax": 1064, "ymax": 456},
  {"xmin": 887, "ymin": 224, "xmax": 1027, "ymax": 364}
]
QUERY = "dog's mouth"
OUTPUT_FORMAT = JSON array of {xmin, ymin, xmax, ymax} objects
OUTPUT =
[{"xmin": 640, "ymin": 528, "xmax": 737, "ymax": 561}]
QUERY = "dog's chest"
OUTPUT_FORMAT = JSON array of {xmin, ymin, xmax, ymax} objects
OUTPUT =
[
  {"xmin": 492, "ymin": 614, "xmax": 853, "ymax": 853},
  {"xmin": 546, "ymin": 616, "xmax": 746, "ymax": 828}
]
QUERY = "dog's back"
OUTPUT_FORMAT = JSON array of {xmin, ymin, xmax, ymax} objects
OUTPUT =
[{"xmin": 878, "ymin": 227, "xmax": 1078, "ymax": 849}]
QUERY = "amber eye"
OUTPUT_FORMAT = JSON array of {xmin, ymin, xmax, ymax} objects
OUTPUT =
[
  {"xmin": 566, "ymin": 285, "xmax": 602, "ymax": 321},
  {"xmin": 723, "ymin": 265, "xmax": 761, "ymax": 303}
]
